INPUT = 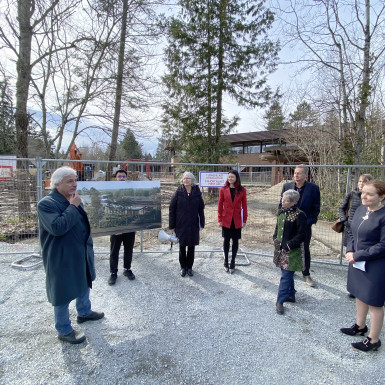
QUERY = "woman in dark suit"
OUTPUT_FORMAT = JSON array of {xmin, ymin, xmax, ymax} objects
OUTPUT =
[
  {"xmin": 340, "ymin": 180, "xmax": 385, "ymax": 352},
  {"xmin": 217, "ymin": 170, "xmax": 247, "ymax": 273},
  {"xmin": 169, "ymin": 172, "xmax": 205, "ymax": 277},
  {"xmin": 339, "ymin": 173, "xmax": 373, "ymax": 247}
]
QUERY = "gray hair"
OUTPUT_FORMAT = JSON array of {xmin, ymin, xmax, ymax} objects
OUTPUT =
[
  {"xmin": 50, "ymin": 166, "xmax": 77, "ymax": 189},
  {"xmin": 180, "ymin": 171, "xmax": 197, "ymax": 186},
  {"xmin": 295, "ymin": 164, "xmax": 309, "ymax": 175},
  {"xmin": 283, "ymin": 189, "xmax": 300, "ymax": 203}
]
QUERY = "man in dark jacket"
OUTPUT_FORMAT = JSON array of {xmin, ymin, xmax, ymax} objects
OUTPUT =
[
  {"xmin": 37, "ymin": 166, "xmax": 104, "ymax": 344},
  {"xmin": 279, "ymin": 165, "xmax": 320, "ymax": 287},
  {"xmin": 108, "ymin": 169, "xmax": 136, "ymax": 285}
]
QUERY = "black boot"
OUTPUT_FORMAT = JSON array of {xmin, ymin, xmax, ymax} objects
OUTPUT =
[
  {"xmin": 229, "ymin": 257, "xmax": 235, "ymax": 274},
  {"xmin": 224, "ymin": 255, "xmax": 229, "ymax": 272}
]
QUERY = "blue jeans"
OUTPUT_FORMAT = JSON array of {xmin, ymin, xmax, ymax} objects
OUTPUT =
[
  {"xmin": 54, "ymin": 288, "xmax": 91, "ymax": 336},
  {"xmin": 277, "ymin": 269, "xmax": 296, "ymax": 304}
]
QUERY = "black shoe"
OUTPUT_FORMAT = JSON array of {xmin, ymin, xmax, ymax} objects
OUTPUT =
[
  {"xmin": 108, "ymin": 273, "xmax": 117, "ymax": 285},
  {"xmin": 284, "ymin": 295, "xmax": 296, "ymax": 303},
  {"xmin": 180, "ymin": 268, "xmax": 186, "ymax": 277},
  {"xmin": 340, "ymin": 323, "xmax": 368, "ymax": 336},
  {"xmin": 352, "ymin": 337, "xmax": 381, "ymax": 352},
  {"xmin": 58, "ymin": 330, "xmax": 86, "ymax": 344},
  {"xmin": 77, "ymin": 311, "xmax": 105, "ymax": 324},
  {"xmin": 276, "ymin": 302, "xmax": 284, "ymax": 315},
  {"xmin": 123, "ymin": 269, "xmax": 135, "ymax": 280},
  {"xmin": 187, "ymin": 268, "xmax": 193, "ymax": 277}
]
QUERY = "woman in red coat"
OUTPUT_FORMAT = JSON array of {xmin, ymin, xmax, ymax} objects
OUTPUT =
[{"xmin": 217, "ymin": 170, "xmax": 247, "ymax": 273}]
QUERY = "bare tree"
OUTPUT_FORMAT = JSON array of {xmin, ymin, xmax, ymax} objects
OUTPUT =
[
  {"xmin": 0, "ymin": 0, "xmax": 60, "ymax": 213},
  {"xmin": 270, "ymin": 0, "xmax": 385, "ymax": 166},
  {"xmin": 107, "ymin": 0, "xmax": 129, "ymax": 180}
]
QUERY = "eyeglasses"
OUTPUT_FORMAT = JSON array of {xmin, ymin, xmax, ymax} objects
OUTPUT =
[
  {"xmin": 116, "ymin": 175, "xmax": 127, "ymax": 179},
  {"xmin": 183, "ymin": 177, "xmax": 192, "ymax": 180}
]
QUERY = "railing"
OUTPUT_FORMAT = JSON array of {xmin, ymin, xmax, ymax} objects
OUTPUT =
[{"xmin": 1, "ymin": 156, "xmax": 384, "ymax": 268}]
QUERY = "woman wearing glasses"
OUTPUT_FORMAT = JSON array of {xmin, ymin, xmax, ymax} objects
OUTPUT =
[
  {"xmin": 107, "ymin": 169, "xmax": 136, "ymax": 285},
  {"xmin": 273, "ymin": 189, "xmax": 306, "ymax": 315},
  {"xmin": 169, "ymin": 172, "xmax": 205, "ymax": 277}
]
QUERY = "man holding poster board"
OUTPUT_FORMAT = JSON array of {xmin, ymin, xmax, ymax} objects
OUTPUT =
[{"xmin": 108, "ymin": 169, "xmax": 136, "ymax": 285}]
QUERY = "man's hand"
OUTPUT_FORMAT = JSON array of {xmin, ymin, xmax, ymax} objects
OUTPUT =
[{"xmin": 69, "ymin": 192, "xmax": 81, "ymax": 207}]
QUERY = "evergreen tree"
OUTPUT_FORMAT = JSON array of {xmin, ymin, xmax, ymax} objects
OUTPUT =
[
  {"xmin": 118, "ymin": 129, "xmax": 143, "ymax": 160},
  {"xmin": 0, "ymin": 78, "xmax": 16, "ymax": 154},
  {"xmin": 162, "ymin": 0, "xmax": 279, "ymax": 163},
  {"xmin": 264, "ymin": 89, "xmax": 285, "ymax": 131},
  {"xmin": 289, "ymin": 101, "xmax": 318, "ymax": 129},
  {"xmin": 154, "ymin": 135, "xmax": 173, "ymax": 161}
]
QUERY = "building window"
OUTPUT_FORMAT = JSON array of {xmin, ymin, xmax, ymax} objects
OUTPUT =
[
  {"xmin": 245, "ymin": 143, "xmax": 261, "ymax": 153},
  {"xmin": 261, "ymin": 142, "xmax": 277, "ymax": 151},
  {"xmin": 231, "ymin": 145, "xmax": 244, "ymax": 154}
]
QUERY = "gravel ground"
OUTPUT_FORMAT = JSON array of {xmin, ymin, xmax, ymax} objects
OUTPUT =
[{"xmin": 1, "ymin": 246, "xmax": 385, "ymax": 385}]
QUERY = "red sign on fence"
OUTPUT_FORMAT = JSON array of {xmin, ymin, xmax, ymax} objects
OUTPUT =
[{"xmin": 0, "ymin": 166, "xmax": 13, "ymax": 181}]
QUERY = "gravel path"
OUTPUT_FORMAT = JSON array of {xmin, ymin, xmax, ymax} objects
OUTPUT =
[{"xmin": 1, "ymin": 247, "xmax": 385, "ymax": 385}]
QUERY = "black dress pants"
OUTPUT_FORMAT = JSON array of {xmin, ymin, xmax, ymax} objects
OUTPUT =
[
  {"xmin": 109, "ymin": 232, "xmax": 135, "ymax": 274},
  {"xmin": 179, "ymin": 245, "xmax": 195, "ymax": 269},
  {"xmin": 302, "ymin": 226, "xmax": 312, "ymax": 277}
]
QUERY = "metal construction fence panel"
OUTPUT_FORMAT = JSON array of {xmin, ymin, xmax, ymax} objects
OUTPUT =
[{"xmin": 1, "ymin": 156, "xmax": 384, "ymax": 266}]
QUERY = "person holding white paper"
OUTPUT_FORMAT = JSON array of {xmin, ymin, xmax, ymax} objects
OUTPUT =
[
  {"xmin": 217, "ymin": 170, "xmax": 247, "ymax": 274},
  {"xmin": 340, "ymin": 180, "xmax": 385, "ymax": 352},
  {"xmin": 169, "ymin": 172, "xmax": 205, "ymax": 277}
]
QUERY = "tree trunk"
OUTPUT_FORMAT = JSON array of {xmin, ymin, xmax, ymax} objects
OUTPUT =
[
  {"xmin": 214, "ymin": 0, "xmax": 227, "ymax": 164},
  {"xmin": 15, "ymin": 0, "xmax": 34, "ymax": 215},
  {"xmin": 16, "ymin": 0, "xmax": 33, "ymax": 160},
  {"xmin": 107, "ymin": 0, "xmax": 129, "ymax": 180},
  {"xmin": 353, "ymin": 0, "xmax": 371, "ymax": 167}
]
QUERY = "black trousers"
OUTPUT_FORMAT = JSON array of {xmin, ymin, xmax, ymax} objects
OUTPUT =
[
  {"xmin": 109, "ymin": 232, "xmax": 135, "ymax": 274},
  {"xmin": 179, "ymin": 245, "xmax": 195, "ymax": 269},
  {"xmin": 302, "ymin": 226, "xmax": 312, "ymax": 277}
]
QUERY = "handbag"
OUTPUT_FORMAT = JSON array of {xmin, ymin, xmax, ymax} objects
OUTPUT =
[
  {"xmin": 332, "ymin": 192, "xmax": 353, "ymax": 233},
  {"xmin": 331, "ymin": 220, "xmax": 344, "ymax": 233}
]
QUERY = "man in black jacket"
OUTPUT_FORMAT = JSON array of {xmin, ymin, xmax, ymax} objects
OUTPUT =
[
  {"xmin": 279, "ymin": 165, "xmax": 320, "ymax": 287},
  {"xmin": 107, "ymin": 169, "xmax": 136, "ymax": 285}
]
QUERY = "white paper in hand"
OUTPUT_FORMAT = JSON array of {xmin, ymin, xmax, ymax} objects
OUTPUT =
[{"xmin": 353, "ymin": 261, "xmax": 366, "ymax": 272}]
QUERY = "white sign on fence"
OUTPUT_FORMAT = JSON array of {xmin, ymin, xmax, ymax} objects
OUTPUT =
[{"xmin": 199, "ymin": 172, "xmax": 228, "ymax": 188}]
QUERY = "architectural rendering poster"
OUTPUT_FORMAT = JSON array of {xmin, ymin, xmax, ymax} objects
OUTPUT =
[{"xmin": 77, "ymin": 181, "xmax": 161, "ymax": 236}]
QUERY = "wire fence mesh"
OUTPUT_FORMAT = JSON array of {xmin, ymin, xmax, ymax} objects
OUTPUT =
[{"xmin": 1, "ymin": 156, "xmax": 384, "ymax": 266}]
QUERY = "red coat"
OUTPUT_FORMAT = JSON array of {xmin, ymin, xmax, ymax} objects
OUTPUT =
[{"xmin": 218, "ymin": 187, "xmax": 247, "ymax": 229}]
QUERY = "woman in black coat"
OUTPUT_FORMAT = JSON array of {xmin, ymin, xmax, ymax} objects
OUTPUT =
[
  {"xmin": 339, "ymin": 174, "xmax": 373, "ymax": 247},
  {"xmin": 340, "ymin": 180, "xmax": 385, "ymax": 352},
  {"xmin": 169, "ymin": 172, "xmax": 205, "ymax": 277}
]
